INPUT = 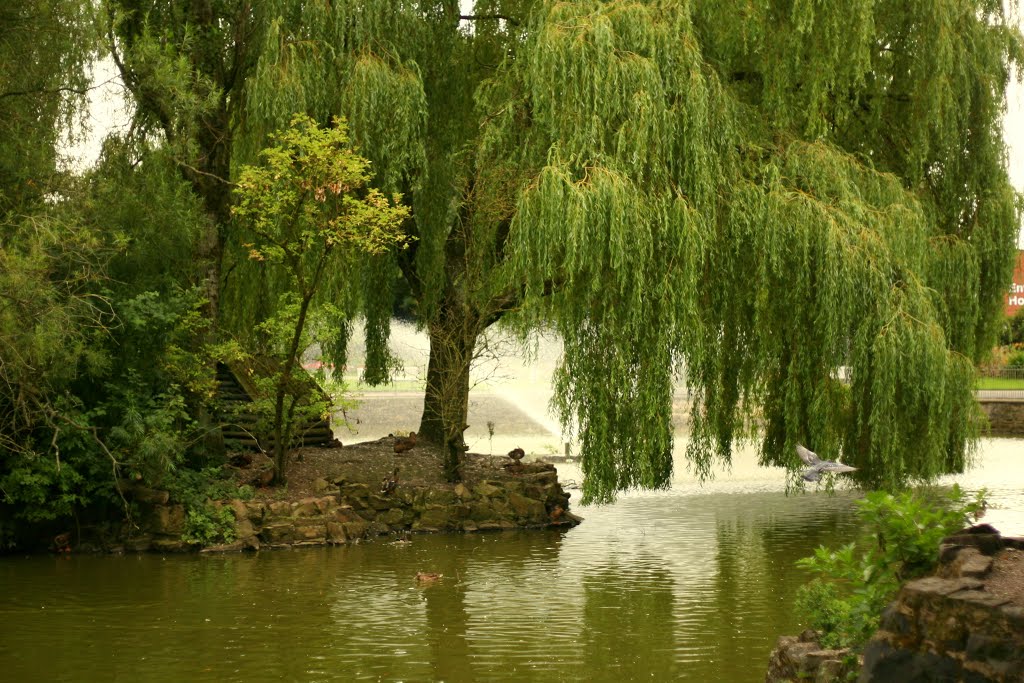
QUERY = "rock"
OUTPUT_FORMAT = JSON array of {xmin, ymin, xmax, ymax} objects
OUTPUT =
[
  {"xmin": 859, "ymin": 527, "xmax": 1024, "ymax": 682},
  {"xmin": 228, "ymin": 452, "xmax": 253, "ymax": 468},
  {"xmin": 507, "ymin": 492, "xmax": 546, "ymax": 523},
  {"xmin": 454, "ymin": 483, "xmax": 472, "ymax": 499},
  {"xmin": 326, "ymin": 522, "xmax": 348, "ymax": 544},
  {"xmin": 313, "ymin": 477, "xmax": 331, "ymax": 493},
  {"xmin": 474, "ymin": 482, "xmax": 503, "ymax": 498},
  {"xmin": 765, "ymin": 632, "xmax": 857, "ymax": 683},
  {"xmin": 133, "ymin": 486, "xmax": 171, "ymax": 505},
  {"xmin": 413, "ymin": 506, "xmax": 455, "ymax": 532},
  {"xmin": 291, "ymin": 498, "xmax": 320, "ymax": 517},
  {"xmin": 147, "ymin": 504, "xmax": 186, "ymax": 536},
  {"xmin": 378, "ymin": 508, "xmax": 406, "ymax": 527}
]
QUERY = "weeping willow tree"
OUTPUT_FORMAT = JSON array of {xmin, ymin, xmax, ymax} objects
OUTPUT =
[{"xmin": 109, "ymin": 1, "xmax": 1021, "ymax": 500}]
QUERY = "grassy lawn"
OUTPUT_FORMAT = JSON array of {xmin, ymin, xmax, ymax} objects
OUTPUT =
[
  {"xmin": 342, "ymin": 378, "xmax": 426, "ymax": 393},
  {"xmin": 976, "ymin": 377, "xmax": 1024, "ymax": 390}
]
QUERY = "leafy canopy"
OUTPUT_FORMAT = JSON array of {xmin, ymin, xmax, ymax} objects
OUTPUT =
[
  {"xmin": 105, "ymin": 1, "xmax": 1024, "ymax": 503},
  {"xmin": 232, "ymin": 115, "xmax": 409, "ymax": 482}
]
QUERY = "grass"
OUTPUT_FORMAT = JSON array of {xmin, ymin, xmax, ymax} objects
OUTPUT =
[
  {"xmin": 343, "ymin": 378, "xmax": 426, "ymax": 393},
  {"xmin": 976, "ymin": 377, "xmax": 1024, "ymax": 390}
]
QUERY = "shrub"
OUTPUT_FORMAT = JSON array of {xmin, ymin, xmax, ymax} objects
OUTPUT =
[
  {"xmin": 182, "ymin": 505, "xmax": 237, "ymax": 546},
  {"xmin": 1005, "ymin": 349, "xmax": 1024, "ymax": 368},
  {"xmin": 166, "ymin": 467, "xmax": 253, "ymax": 546},
  {"xmin": 795, "ymin": 485, "xmax": 986, "ymax": 650}
]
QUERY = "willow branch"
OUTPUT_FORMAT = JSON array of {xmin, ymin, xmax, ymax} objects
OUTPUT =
[{"xmin": 460, "ymin": 14, "xmax": 521, "ymax": 26}]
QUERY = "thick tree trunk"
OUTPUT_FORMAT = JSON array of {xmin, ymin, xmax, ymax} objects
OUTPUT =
[
  {"xmin": 191, "ymin": 106, "xmax": 233, "ymax": 460},
  {"xmin": 419, "ymin": 316, "xmax": 477, "ymax": 482}
]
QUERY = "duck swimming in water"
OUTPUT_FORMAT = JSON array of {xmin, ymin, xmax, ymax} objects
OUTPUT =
[
  {"xmin": 415, "ymin": 572, "xmax": 442, "ymax": 584},
  {"xmin": 797, "ymin": 444, "xmax": 857, "ymax": 482}
]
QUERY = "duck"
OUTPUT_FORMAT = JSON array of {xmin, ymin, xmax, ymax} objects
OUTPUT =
[
  {"xmin": 415, "ymin": 572, "xmax": 442, "ymax": 584},
  {"xmin": 394, "ymin": 432, "xmax": 417, "ymax": 454},
  {"xmin": 380, "ymin": 467, "xmax": 399, "ymax": 495},
  {"xmin": 796, "ymin": 444, "xmax": 858, "ymax": 482},
  {"xmin": 504, "ymin": 447, "xmax": 526, "ymax": 473}
]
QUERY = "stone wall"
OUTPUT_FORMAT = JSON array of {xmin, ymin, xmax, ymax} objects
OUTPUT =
[
  {"xmin": 766, "ymin": 527, "xmax": 1024, "ymax": 683},
  {"xmin": 859, "ymin": 526, "xmax": 1024, "ymax": 682},
  {"xmin": 978, "ymin": 399, "xmax": 1024, "ymax": 437},
  {"xmin": 124, "ymin": 462, "xmax": 580, "ymax": 552},
  {"xmin": 765, "ymin": 630, "xmax": 859, "ymax": 683}
]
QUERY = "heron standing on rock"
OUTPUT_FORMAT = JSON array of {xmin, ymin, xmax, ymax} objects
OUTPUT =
[{"xmin": 796, "ymin": 444, "xmax": 857, "ymax": 482}]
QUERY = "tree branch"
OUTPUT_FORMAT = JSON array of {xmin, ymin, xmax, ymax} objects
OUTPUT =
[
  {"xmin": 483, "ymin": 276, "xmax": 562, "ymax": 328},
  {"xmin": 0, "ymin": 81, "xmax": 117, "ymax": 100},
  {"xmin": 460, "ymin": 14, "xmax": 521, "ymax": 26}
]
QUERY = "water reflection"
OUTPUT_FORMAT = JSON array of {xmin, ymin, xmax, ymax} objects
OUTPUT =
[
  {"xmin": 1, "ymin": 439, "xmax": 1021, "ymax": 682},
  {"xmin": 582, "ymin": 564, "xmax": 678, "ymax": 679}
]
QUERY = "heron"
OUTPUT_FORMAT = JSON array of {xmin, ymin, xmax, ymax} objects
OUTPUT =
[{"xmin": 797, "ymin": 444, "xmax": 857, "ymax": 482}]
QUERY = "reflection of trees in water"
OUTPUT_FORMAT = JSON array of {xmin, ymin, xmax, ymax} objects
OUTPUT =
[
  {"xmin": 581, "ymin": 561, "xmax": 677, "ymax": 681},
  {"xmin": 325, "ymin": 529, "xmax": 569, "ymax": 681},
  {"xmin": 711, "ymin": 496, "xmax": 859, "ymax": 659}
]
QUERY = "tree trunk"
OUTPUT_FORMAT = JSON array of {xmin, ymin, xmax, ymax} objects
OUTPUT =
[
  {"xmin": 191, "ymin": 106, "xmax": 233, "ymax": 460},
  {"xmin": 270, "ymin": 291, "xmax": 315, "ymax": 485},
  {"xmin": 419, "ymin": 315, "xmax": 477, "ymax": 482}
]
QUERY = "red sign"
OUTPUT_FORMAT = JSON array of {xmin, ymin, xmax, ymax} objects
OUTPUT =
[{"xmin": 1007, "ymin": 251, "xmax": 1024, "ymax": 316}]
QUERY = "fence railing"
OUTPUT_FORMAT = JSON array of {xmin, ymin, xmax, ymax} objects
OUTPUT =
[{"xmin": 976, "ymin": 367, "xmax": 1024, "ymax": 399}]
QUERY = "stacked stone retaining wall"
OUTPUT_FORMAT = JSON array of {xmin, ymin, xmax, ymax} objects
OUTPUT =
[
  {"xmin": 978, "ymin": 399, "xmax": 1024, "ymax": 437},
  {"xmin": 123, "ymin": 462, "xmax": 580, "ymax": 552},
  {"xmin": 859, "ymin": 527, "xmax": 1024, "ymax": 682},
  {"xmin": 766, "ymin": 527, "xmax": 1024, "ymax": 683}
]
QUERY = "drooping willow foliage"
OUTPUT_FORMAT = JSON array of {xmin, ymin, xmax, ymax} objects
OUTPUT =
[{"xmin": 111, "ymin": 0, "xmax": 1022, "ymax": 502}]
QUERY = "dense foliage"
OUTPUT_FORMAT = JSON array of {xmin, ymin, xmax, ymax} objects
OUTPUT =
[
  {"xmin": 795, "ymin": 486, "xmax": 986, "ymax": 650},
  {"xmin": 225, "ymin": 0, "xmax": 1023, "ymax": 500},
  {"xmin": 232, "ymin": 115, "xmax": 409, "ymax": 483},
  {"xmin": 1, "ymin": 1, "xmax": 1022, "ymax": 544}
]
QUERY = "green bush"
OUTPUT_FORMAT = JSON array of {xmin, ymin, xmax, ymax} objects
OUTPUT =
[
  {"xmin": 1005, "ymin": 349, "xmax": 1024, "ymax": 368},
  {"xmin": 795, "ymin": 485, "xmax": 986, "ymax": 650},
  {"xmin": 166, "ymin": 467, "xmax": 253, "ymax": 546},
  {"xmin": 182, "ymin": 505, "xmax": 237, "ymax": 546},
  {"xmin": 999, "ymin": 309, "xmax": 1024, "ymax": 346}
]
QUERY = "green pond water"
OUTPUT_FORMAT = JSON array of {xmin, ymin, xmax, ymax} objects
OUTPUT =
[{"xmin": 2, "ymin": 439, "xmax": 1022, "ymax": 683}]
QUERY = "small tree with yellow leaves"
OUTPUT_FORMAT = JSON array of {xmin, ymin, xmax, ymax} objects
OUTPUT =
[{"xmin": 233, "ymin": 115, "xmax": 409, "ymax": 484}]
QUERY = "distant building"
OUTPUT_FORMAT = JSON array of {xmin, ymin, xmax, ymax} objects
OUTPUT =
[{"xmin": 1007, "ymin": 251, "xmax": 1024, "ymax": 316}]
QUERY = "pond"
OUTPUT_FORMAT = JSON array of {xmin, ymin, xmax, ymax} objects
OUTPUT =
[{"xmin": 2, "ymin": 439, "xmax": 1022, "ymax": 683}]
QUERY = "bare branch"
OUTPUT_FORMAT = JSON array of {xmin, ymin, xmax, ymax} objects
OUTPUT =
[{"xmin": 460, "ymin": 14, "xmax": 521, "ymax": 26}]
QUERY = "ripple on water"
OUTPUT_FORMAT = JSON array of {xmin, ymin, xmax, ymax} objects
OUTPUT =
[{"xmin": 2, "ymin": 439, "xmax": 1022, "ymax": 682}]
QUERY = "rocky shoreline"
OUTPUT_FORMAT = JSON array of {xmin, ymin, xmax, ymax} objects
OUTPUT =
[
  {"xmin": 766, "ymin": 525, "xmax": 1024, "ymax": 683},
  {"xmin": 118, "ymin": 454, "xmax": 580, "ymax": 554}
]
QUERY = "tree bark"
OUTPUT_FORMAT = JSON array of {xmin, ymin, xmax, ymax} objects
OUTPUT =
[{"xmin": 418, "ymin": 313, "xmax": 477, "ymax": 482}]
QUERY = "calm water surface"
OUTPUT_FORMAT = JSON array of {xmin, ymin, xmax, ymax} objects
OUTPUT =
[{"xmin": 2, "ymin": 439, "xmax": 1021, "ymax": 682}]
